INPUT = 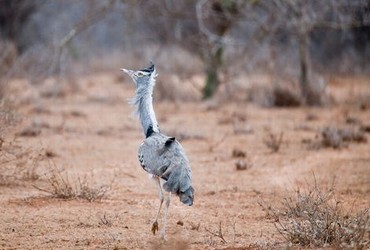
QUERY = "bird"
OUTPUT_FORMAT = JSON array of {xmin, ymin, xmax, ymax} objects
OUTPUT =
[{"xmin": 121, "ymin": 62, "xmax": 194, "ymax": 239}]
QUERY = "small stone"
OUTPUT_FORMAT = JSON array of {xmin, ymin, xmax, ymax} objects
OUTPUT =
[{"xmin": 235, "ymin": 159, "xmax": 247, "ymax": 171}]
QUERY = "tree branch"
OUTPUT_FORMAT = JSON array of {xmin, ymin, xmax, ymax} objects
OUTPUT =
[
  {"xmin": 49, "ymin": 0, "xmax": 116, "ymax": 76},
  {"xmin": 195, "ymin": 0, "xmax": 244, "ymax": 46}
]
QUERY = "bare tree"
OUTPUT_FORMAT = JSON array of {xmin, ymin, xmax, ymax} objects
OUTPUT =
[
  {"xmin": 127, "ymin": 0, "xmax": 369, "ymax": 102},
  {"xmin": 126, "ymin": 0, "xmax": 245, "ymax": 99},
  {"xmin": 228, "ymin": 0, "xmax": 369, "ymax": 105},
  {"xmin": 49, "ymin": 0, "xmax": 116, "ymax": 76},
  {"xmin": 2, "ymin": 0, "xmax": 367, "ymax": 102},
  {"xmin": 0, "ymin": 0, "xmax": 122, "ymax": 100},
  {"xmin": 196, "ymin": 0, "xmax": 242, "ymax": 98}
]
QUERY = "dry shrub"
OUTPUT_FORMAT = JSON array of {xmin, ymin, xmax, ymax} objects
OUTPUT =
[
  {"xmin": 98, "ymin": 213, "xmax": 113, "ymax": 227},
  {"xmin": 0, "ymin": 139, "xmax": 41, "ymax": 185},
  {"xmin": 232, "ymin": 148, "xmax": 246, "ymax": 158},
  {"xmin": 5, "ymin": 45, "xmax": 54, "ymax": 86},
  {"xmin": 245, "ymin": 76, "xmax": 327, "ymax": 107},
  {"xmin": 205, "ymin": 221, "xmax": 227, "ymax": 244},
  {"xmin": 246, "ymin": 84, "xmax": 273, "ymax": 107},
  {"xmin": 321, "ymin": 126, "xmax": 367, "ymax": 149},
  {"xmin": 231, "ymin": 111, "xmax": 254, "ymax": 135},
  {"xmin": 263, "ymin": 132, "xmax": 284, "ymax": 153},
  {"xmin": 35, "ymin": 166, "xmax": 111, "ymax": 202},
  {"xmin": 0, "ymin": 100, "xmax": 39, "ymax": 185},
  {"xmin": 304, "ymin": 126, "xmax": 367, "ymax": 150},
  {"xmin": 155, "ymin": 74, "xmax": 201, "ymax": 102},
  {"xmin": 259, "ymin": 180, "xmax": 370, "ymax": 248},
  {"xmin": 0, "ymin": 99, "xmax": 21, "ymax": 138},
  {"xmin": 271, "ymin": 85, "xmax": 301, "ymax": 107},
  {"xmin": 246, "ymin": 76, "xmax": 302, "ymax": 107},
  {"xmin": 77, "ymin": 175, "xmax": 110, "ymax": 202}
]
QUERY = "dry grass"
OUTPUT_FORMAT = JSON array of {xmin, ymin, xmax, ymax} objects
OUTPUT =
[
  {"xmin": 0, "ymin": 99, "xmax": 21, "ymax": 138},
  {"xmin": 259, "ymin": 178, "xmax": 370, "ymax": 248},
  {"xmin": 0, "ymin": 98, "xmax": 41, "ymax": 185},
  {"xmin": 263, "ymin": 132, "xmax": 284, "ymax": 153},
  {"xmin": 0, "ymin": 139, "xmax": 41, "ymax": 185},
  {"xmin": 0, "ymin": 153, "xmax": 40, "ymax": 185},
  {"xmin": 35, "ymin": 166, "xmax": 112, "ymax": 202},
  {"xmin": 98, "ymin": 213, "xmax": 113, "ymax": 227}
]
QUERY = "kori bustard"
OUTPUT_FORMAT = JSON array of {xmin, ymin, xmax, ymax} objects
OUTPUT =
[{"xmin": 121, "ymin": 63, "xmax": 194, "ymax": 238}]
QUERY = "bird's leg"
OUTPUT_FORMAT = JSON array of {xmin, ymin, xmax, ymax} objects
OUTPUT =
[
  {"xmin": 152, "ymin": 177, "xmax": 163, "ymax": 235},
  {"xmin": 160, "ymin": 192, "xmax": 172, "ymax": 239}
]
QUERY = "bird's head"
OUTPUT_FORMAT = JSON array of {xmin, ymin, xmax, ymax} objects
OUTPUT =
[{"xmin": 121, "ymin": 62, "xmax": 157, "ymax": 89}]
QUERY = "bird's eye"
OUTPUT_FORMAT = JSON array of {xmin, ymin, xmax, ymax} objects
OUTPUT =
[{"xmin": 137, "ymin": 72, "xmax": 144, "ymax": 77}]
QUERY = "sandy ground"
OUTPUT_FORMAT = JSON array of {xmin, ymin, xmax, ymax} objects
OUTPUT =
[{"xmin": 0, "ymin": 73, "xmax": 369, "ymax": 249}]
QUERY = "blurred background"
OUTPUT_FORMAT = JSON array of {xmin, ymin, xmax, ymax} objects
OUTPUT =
[
  {"xmin": 0, "ymin": 0, "xmax": 369, "ymax": 105},
  {"xmin": 0, "ymin": 2, "xmax": 370, "ymax": 248}
]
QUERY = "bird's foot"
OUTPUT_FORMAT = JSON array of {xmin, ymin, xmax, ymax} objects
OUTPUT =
[{"xmin": 151, "ymin": 221, "xmax": 159, "ymax": 235}]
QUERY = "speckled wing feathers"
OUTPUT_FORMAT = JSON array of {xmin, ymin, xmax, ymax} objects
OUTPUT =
[{"xmin": 138, "ymin": 132, "xmax": 194, "ymax": 206}]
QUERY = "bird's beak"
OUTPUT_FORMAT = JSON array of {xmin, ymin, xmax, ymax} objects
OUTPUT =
[
  {"xmin": 120, "ymin": 68, "xmax": 136, "ymax": 82},
  {"xmin": 120, "ymin": 68, "xmax": 131, "ymax": 75}
]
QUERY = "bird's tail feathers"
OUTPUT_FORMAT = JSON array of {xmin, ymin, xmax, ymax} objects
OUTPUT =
[
  {"xmin": 163, "ymin": 165, "xmax": 194, "ymax": 206},
  {"xmin": 179, "ymin": 186, "xmax": 194, "ymax": 206}
]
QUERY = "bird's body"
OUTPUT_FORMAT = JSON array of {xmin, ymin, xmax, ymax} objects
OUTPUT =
[
  {"xmin": 138, "ymin": 131, "xmax": 194, "ymax": 205},
  {"xmin": 121, "ymin": 63, "xmax": 194, "ymax": 238}
]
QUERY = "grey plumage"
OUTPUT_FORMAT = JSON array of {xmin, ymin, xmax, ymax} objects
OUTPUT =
[
  {"xmin": 138, "ymin": 132, "xmax": 194, "ymax": 205},
  {"xmin": 121, "ymin": 63, "xmax": 194, "ymax": 238}
]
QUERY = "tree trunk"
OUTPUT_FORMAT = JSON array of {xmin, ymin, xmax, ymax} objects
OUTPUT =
[
  {"xmin": 298, "ymin": 33, "xmax": 310, "ymax": 103},
  {"xmin": 298, "ymin": 32, "xmax": 323, "ymax": 106},
  {"xmin": 200, "ymin": 0, "xmax": 238, "ymax": 99},
  {"xmin": 202, "ymin": 45, "xmax": 223, "ymax": 99}
]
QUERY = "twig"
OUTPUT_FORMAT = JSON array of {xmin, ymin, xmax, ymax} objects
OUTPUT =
[
  {"xmin": 205, "ymin": 221, "xmax": 227, "ymax": 243},
  {"xmin": 263, "ymin": 132, "xmax": 283, "ymax": 153},
  {"xmin": 49, "ymin": 0, "xmax": 116, "ymax": 76},
  {"xmin": 209, "ymin": 133, "xmax": 228, "ymax": 152}
]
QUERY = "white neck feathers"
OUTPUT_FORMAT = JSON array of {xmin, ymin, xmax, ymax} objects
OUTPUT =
[{"xmin": 130, "ymin": 76, "xmax": 159, "ymax": 136}]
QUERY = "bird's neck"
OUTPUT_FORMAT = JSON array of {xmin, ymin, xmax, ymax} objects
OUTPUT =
[{"xmin": 132, "ymin": 84, "xmax": 159, "ymax": 137}]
